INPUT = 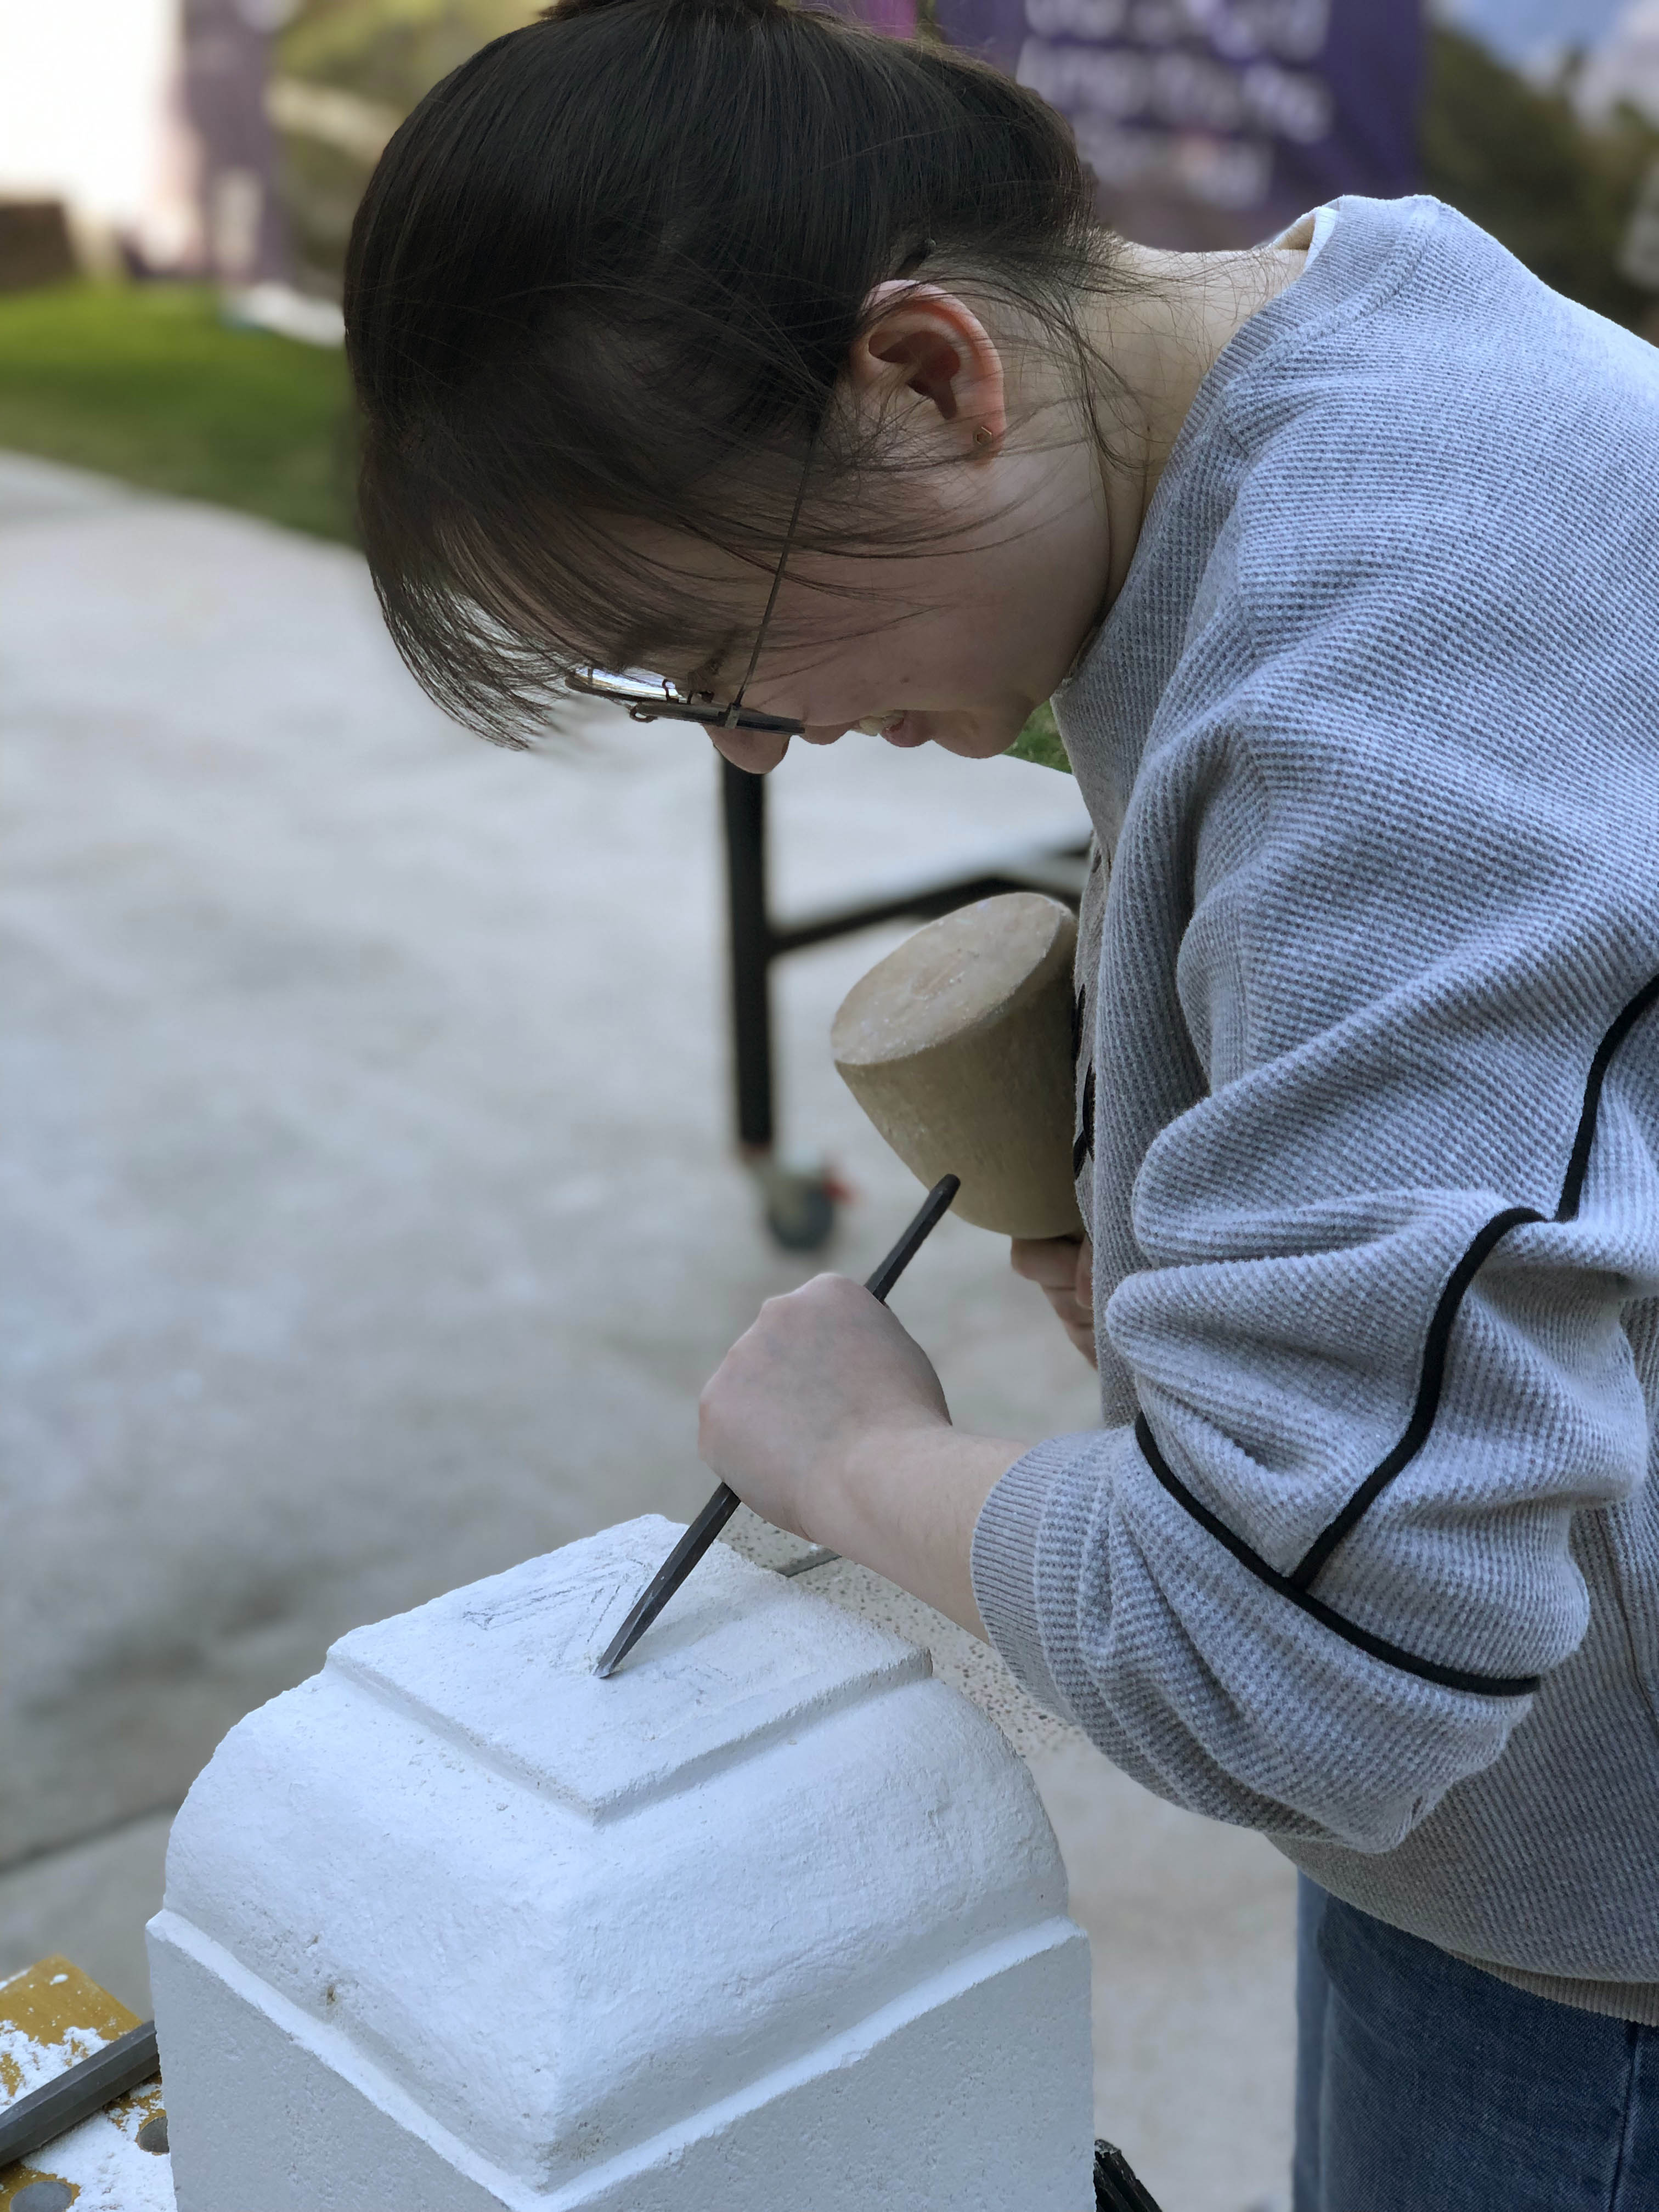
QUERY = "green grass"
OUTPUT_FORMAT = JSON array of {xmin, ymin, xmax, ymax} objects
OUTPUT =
[
  {"xmin": 0, "ymin": 280, "xmax": 356, "ymax": 541},
  {"xmin": 1007, "ymin": 698, "xmax": 1071, "ymax": 773}
]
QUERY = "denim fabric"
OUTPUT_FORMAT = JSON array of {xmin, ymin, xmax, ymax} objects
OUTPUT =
[{"xmin": 1294, "ymin": 1877, "xmax": 1659, "ymax": 2211}]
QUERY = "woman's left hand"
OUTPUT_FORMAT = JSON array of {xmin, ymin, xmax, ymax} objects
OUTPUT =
[{"xmin": 698, "ymin": 1273, "xmax": 951, "ymax": 1542}]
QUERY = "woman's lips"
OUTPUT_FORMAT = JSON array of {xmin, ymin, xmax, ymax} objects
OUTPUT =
[
  {"xmin": 881, "ymin": 716, "xmax": 929, "ymax": 748},
  {"xmin": 853, "ymin": 712, "xmax": 929, "ymax": 748}
]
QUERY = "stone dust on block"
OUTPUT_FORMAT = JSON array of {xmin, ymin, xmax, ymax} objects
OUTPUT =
[{"xmin": 720, "ymin": 1510, "xmax": 1081, "ymax": 1762}]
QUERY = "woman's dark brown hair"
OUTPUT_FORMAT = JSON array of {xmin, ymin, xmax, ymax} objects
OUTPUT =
[{"xmin": 345, "ymin": 0, "xmax": 1122, "ymax": 743}]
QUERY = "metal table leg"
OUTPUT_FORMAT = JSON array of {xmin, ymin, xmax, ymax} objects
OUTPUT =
[
  {"xmin": 719, "ymin": 753, "xmax": 1090, "ymax": 1250},
  {"xmin": 720, "ymin": 755, "xmax": 774, "ymax": 1156}
]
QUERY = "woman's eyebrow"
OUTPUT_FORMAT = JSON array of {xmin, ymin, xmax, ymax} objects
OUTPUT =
[
  {"xmin": 606, "ymin": 627, "xmax": 739, "ymax": 693},
  {"xmin": 681, "ymin": 631, "xmax": 741, "ymax": 695}
]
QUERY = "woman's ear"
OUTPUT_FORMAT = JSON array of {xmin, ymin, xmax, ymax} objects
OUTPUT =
[{"xmin": 847, "ymin": 282, "xmax": 1007, "ymax": 456}]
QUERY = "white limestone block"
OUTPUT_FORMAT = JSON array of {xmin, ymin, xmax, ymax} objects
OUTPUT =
[{"xmin": 148, "ymin": 1517, "xmax": 1093, "ymax": 2211}]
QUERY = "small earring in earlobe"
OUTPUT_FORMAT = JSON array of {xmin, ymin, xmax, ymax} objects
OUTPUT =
[{"xmin": 973, "ymin": 423, "xmax": 996, "ymax": 448}]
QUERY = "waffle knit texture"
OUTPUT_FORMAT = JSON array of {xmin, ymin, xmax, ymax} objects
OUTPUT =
[{"xmin": 969, "ymin": 196, "xmax": 1659, "ymax": 2021}]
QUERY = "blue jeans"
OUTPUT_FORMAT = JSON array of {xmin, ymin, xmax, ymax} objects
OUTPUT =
[{"xmin": 1295, "ymin": 1876, "xmax": 1659, "ymax": 2211}]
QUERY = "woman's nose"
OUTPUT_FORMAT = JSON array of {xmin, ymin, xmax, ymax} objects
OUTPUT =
[{"xmin": 708, "ymin": 726, "xmax": 792, "ymax": 774}]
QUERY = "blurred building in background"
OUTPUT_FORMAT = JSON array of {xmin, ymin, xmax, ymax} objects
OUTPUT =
[
  {"xmin": 0, "ymin": 0, "xmax": 343, "ymax": 334},
  {"xmin": 0, "ymin": 0, "xmax": 185, "ymax": 278},
  {"xmin": 178, "ymin": 0, "xmax": 295, "ymax": 290},
  {"xmin": 0, "ymin": 0, "xmax": 289, "ymax": 285}
]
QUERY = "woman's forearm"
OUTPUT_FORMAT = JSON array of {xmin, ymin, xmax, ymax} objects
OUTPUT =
[{"xmin": 807, "ymin": 1426, "xmax": 1029, "ymax": 1639}]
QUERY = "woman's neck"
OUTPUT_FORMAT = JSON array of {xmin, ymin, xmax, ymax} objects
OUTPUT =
[{"xmin": 1086, "ymin": 242, "xmax": 1307, "ymax": 608}]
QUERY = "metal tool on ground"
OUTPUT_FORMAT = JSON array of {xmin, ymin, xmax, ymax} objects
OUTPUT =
[
  {"xmin": 0, "ymin": 2021, "xmax": 161, "ymax": 2170},
  {"xmin": 0, "ymin": 1956, "xmax": 168, "ymax": 2190},
  {"xmin": 594, "ymin": 1172, "xmax": 962, "ymax": 1679},
  {"xmin": 832, "ymin": 892, "xmax": 1085, "ymax": 1240}
]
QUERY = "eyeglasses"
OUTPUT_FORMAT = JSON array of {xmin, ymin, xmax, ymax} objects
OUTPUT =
[
  {"xmin": 566, "ymin": 430, "xmax": 818, "ymax": 740},
  {"xmin": 564, "ymin": 668, "xmax": 804, "ymax": 737}
]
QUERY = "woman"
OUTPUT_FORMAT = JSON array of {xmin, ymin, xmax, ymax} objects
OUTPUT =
[{"xmin": 343, "ymin": 4, "xmax": 1659, "ymax": 2204}]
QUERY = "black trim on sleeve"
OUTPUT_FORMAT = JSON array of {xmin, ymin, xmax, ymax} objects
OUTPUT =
[
  {"xmin": 1131, "ymin": 970, "xmax": 1658, "ymax": 1701},
  {"xmin": 1073, "ymin": 1059, "xmax": 1096, "ymax": 1176},
  {"xmin": 1133, "ymin": 1414, "xmax": 1542, "ymax": 1697},
  {"xmin": 1558, "ymin": 972, "xmax": 1659, "ymax": 1222},
  {"xmin": 1288, "ymin": 1204, "xmax": 1544, "ymax": 1590}
]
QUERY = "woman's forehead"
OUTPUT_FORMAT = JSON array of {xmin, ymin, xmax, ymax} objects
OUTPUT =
[
  {"xmin": 601, "ymin": 526, "xmax": 766, "ymax": 664},
  {"xmin": 619, "ymin": 518, "xmax": 778, "ymax": 595},
  {"xmin": 599, "ymin": 520, "xmax": 929, "ymax": 679}
]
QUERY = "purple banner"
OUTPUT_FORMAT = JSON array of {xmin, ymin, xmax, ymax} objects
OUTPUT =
[
  {"xmin": 848, "ymin": 0, "xmax": 921, "ymax": 37},
  {"xmin": 182, "ymin": 0, "xmax": 291, "ymax": 285},
  {"xmin": 934, "ymin": 0, "xmax": 1423, "ymax": 249}
]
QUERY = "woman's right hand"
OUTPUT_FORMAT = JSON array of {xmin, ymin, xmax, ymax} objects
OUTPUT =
[{"xmin": 1010, "ymin": 1234, "xmax": 1095, "ymax": 1363}]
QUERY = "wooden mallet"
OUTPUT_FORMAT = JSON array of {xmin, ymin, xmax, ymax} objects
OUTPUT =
[{"xmin": 832, "ymin": 891, "xmax": 1085, "ymax": 1241}]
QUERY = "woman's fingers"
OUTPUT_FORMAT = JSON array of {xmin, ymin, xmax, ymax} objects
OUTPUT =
[
  {"xmin": 698, "ymin": 1274, "xmax": 950, "ymax": 1539},
  {"xmin": 1010, "ymin": 1234, "xmax": 1086, "ymax": 1290},
  {"xmin": 1011, "ymin": 1234, "xmax": 1096, "ymax": 1363}
]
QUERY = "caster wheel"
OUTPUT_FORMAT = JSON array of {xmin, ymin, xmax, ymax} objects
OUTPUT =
[
  {"xmin": 763, "ymin": 1170, "xmax": 837, "ymax": 1251},
  {"xmin": 750, "ymin": 1155, "xmax": 847, "ymax": 1252}
]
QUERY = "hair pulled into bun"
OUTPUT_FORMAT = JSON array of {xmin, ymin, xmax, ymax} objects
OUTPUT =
[{"xmin": 346, "ymin": 0, "xmax": 1126, "ymax": 744}]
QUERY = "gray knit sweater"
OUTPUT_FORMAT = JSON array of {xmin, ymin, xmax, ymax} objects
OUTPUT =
[{"xmin": 969, "ymin": 195, "xmax": 1659, "ymax": 2022}]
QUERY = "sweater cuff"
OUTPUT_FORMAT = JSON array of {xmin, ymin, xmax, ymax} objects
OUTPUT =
[{"xmin": 970, "ymin": 1433, "xmax": 1099, "ymax": 1724}]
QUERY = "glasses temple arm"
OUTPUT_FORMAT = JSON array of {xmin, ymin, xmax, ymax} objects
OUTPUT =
[{"xmin": 723, "ymin": 427, "xmax": 820, "ymax": 729}]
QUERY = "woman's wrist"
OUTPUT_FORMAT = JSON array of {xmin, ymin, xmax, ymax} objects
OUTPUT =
[{"xmin": 809, "ymin": 1423, "xmax": 1030, "ymax": 1639}]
